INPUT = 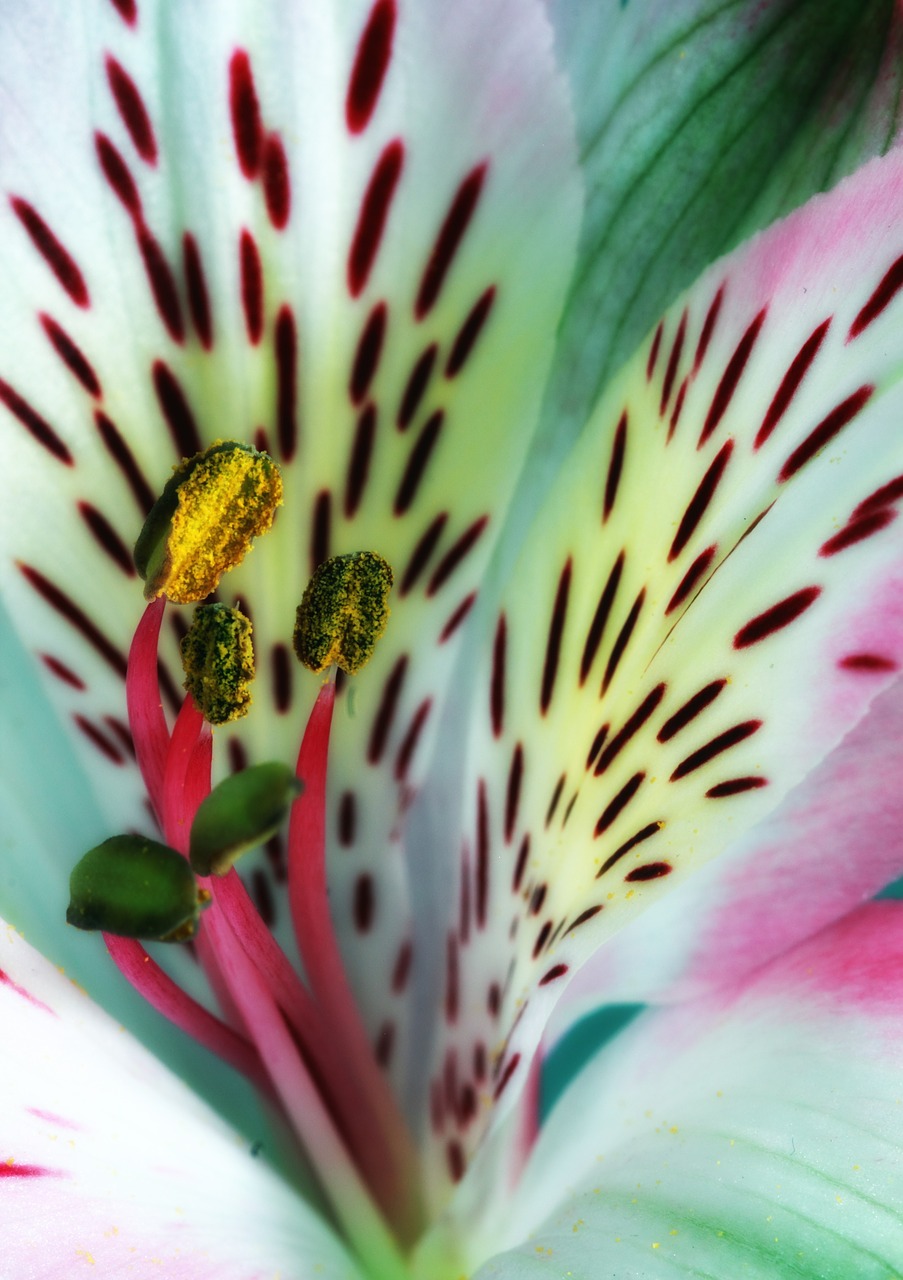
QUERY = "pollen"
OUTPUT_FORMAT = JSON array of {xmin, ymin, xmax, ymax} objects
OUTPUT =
[
  {"xmin": 180, "ymin": 603, "xmax": 255, "ymax": 724},
  {"xmin": 293, "ymin": 551, "xmax": 393, "ymax": 674},
  {"xmin": 135, "ymin": 440, "xmax": 283, "ymax": 603}
]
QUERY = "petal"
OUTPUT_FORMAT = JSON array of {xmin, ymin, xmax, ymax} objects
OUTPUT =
[
  {"xmin": 0, "ymin": 918, "xmax": 365, "ymax": 1279},
  {"xmin": 528, "ymin": 0, "xmax": 903, "ymax": 478},
  {"xmin": 426, "ymin": 147, "xmax": 903, "ymax": 1186},
  {"xmin": 550, "ymin": 672, "xmax": 903, "ymax": 1024},
  {"xmin": 456, "ymin": 902, "xmax": 903, "ymax": 1278},
  {"xmin": 0, "ymin": 0, "xmax": 580, "ymax": 1117}
]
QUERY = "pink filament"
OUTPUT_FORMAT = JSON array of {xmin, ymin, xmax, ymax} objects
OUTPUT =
[{"xmin": 125, "ymin": 598, "xmax": 169, "ymax": 817}]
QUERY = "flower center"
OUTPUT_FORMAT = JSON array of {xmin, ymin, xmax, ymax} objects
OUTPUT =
[{"xmin": 66, "ymin": 442, "xmax": 422, "ymax": 1277}]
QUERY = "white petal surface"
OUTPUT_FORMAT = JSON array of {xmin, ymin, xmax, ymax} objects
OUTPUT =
[
  {"xmin": 0, "ymin": 917, "xmax": 366, "ymax": 1280},
  {"xmin": 424, "ymin": 148, "xmax": 903, "ymax": 1187},
  {"xmin": 430, "ymin": 903, "xmax": 903, "ymax": 1278}
]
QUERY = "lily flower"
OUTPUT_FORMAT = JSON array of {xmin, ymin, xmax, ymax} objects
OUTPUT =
[{"xmin": 1, "ymin": 1, "xmax": 903, "ymax": 1277}]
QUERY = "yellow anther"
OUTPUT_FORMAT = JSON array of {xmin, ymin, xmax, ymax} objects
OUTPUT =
[
  {"xmin": 294, "ymin": 551, "xmax": 393, "ymax": 675},
  {"xmin": 135, "ymin": 440, "xmax": 283, "ymax": 604},
  {"xmin": 180, "ymin": 603, "xmax": 255, "ymax": 725}
]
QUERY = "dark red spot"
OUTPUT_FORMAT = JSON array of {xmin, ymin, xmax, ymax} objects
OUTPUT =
[
  {"xmin": 779, "ymin": 386, "xmax": 874, "ymax": 482},
  {"xmin": 182, "ymin": 233, "xmax": 213, "ymax": 349},
  {"xmin": 493, "ymin": 1052, "xmax": 521, "ymax": 1101},
  {"xmin": 375, "ymin": 1021, "xmax": 395, "ymax": 1068},
  {"xmin": 426, "ymin": 515, "xmax": 488, "ymax": 595},
  {"xmin": 545, "ymin": 773, "xmax": 566, "ymax": 827},
  {"xmin": 505, "ymin": 743, "xmax": 523, "ymax": 842},
  {"xmin": 665, "ymin": 544, "xmax": 717, "ymax": 615},
  {"xmin": 532, "ymin": 920, "xmax": 552, "ymax": 957},
  {"xmin": 399, "ymin": 513, "xmax": 447, "ymax": 595},
  {"xmin": 353, "ymin": 873, "xmax": 375, "ymax": 932},
  {"xmin": 345, "ymin": 403, "xmax": 377, "ymax": 517},
  {"xmin": 541, "ymin": 560, "xmax": 571, "ymax": 714},
  {"xmin": 580, "ymin": 552, "xmax": 624, "ymax": 684},
  {"xmin": 603, "ymin": 413, "xmax": 627, "ymax": 523},
  {"xmin": 458, "ymin": 1083, "xmax": 477, "ymax": 1126},
  {"xmin": 239, "ymin": 230, "xmax": 264, "ymax": 344},
  {"xmin": 152, "ymin": 360, "xmax": 201, "ymax": 456},
  {"xmin": 348, "ymin": 140, "xmax": 405, "ymax": 298},
  {"xmin": 671, "ymin": 720, "xmax": 762, "ymax": 781},
  {"xmin": 77, "ymin": 502, "xmax": 135, "ymax": 576},
  {"xmin": 487, "ymin": 982, "xmax": 501, "ymax": 1017},
  {"xmin": 137, "ymin": 226, "xmax": 184, "ymax": 342},
  {"xmin": 368, "ymin": 654, "xmax": 408, "ymax": 763},
  {"xmin": 395, "ymin": 698, "xmax": 431, "ymax": 781},
  {"xmin": 529, "ymin": 884, "xmax": 546, "ymax": 915},
  {"xmin": 594, "ymin": 772, "xmax": 645, "ymax": 837},
  {"xmin": 310, "ymin": 490, "xmax": 331, "ymax": 571},
  {"xmin": 439, "ymin": 592, "xmax": 476, "ymax": 642},
  {"xmin": 839, "ymin": 653, "xmax": 898, "ymax": 673},
  {"xmin": 94, "ymin": 410, "xmax": 154, "ymax": 513},
  {"xmin": 820, "ymin": 508, "xmax": 896, "ymax": 557},
  {"xmin": 473, "ymin": 1042, "xmax": 487, "ymax": 1082},
  {"xmin": 41, "ymin": 653, "xmax": 86, "ymax": 690},
  {"xmin": 854, "ymin": 475, "xmax": 903, "ymax": 519},
  {"xmin": 346, "ymin": 0, "xmax": 396, "ymax": 134},
  {"xmin": 105, "ymin": 56, "xmax": 157, "ymax": 164},
  {"xmin": 271, "ymin": 643, "xmax": 292, "ymax": 714},
  {"xmin": 104, "ymin": 717, "xmax": 135, "ymax": 757},
  {"xmin": 445, "ymin": 286, "xmax": 496, "ymax": 377},
  {"xmin": 586, "ymin": 723, "xmax": 609, "ymax": 770},
  {"xmin": 540, "ymin": 963, "xmax": 569, "ymax": 986},
  {"xmin": 694, "ymin": 284, "xmax": 724, "ymax": 371},
  {"xmin": 657, "ymin": 680, "xmax": 726, "ymax": 743},
  {"xmin": 394, "ymin": 409, "xmax": 443, "ymax": 514},
  {"xmin": 40, "ymin": 314, "xmax": 101, "ymax": 397},
  {"xmin": 350, "ymin": 303, "xmax": 387, "ymax": 405},
  {"xmin": 74, "ymin": 714, "xmax": 126, "ymax": 765},
  {"xmin": 594, "ymin": 684, "xmax": 666, "ymax": 775},
  {"xmin": 512, "ymin": 834, "xmax": 530, "ymax": 893},
  {"xmin": 10, "ymin": 197, "xmax": 89, "ymax": 307},
  {"xmin": 274, "ymin": 305, "xmax": 298, "ymax": 462},
  {"xmin": 490, "ymin": 614, "xmax": 506, "ymax": 738},
  {"xmin": 446, "ymin": 1140, "xmax": 465, "ymax": 1183},
  {"xmin": 565, "ymin": 904, "xmax": 603, "ymax": 935},
  {"xmin": 755, "ymin": 319, "xmax": 831, "ymax": 449},
  {"xmin": 461, "ymin": 860, "xmax": 472, "ymax": 944},
  {"xmin": 95, "ymin": 132, "xmax": 142, "ymax": 220},
  {"xmin": 626, "ymin": 862, "xmax": 672, "ymax": 882},
  {"xmin": 108, "ymin": 0, "xmax": 137, "ymax": 24},
  {"xmin": 0, "ymin": 379, "xmax": 72, "ymax": 465},
  {"xmin": 667, "ymin": 376, "xmax": 689, "ymax": 442},
  {"xmin": 706, "ymin": 776, "xmax": 768, "ymax": 798},
  {"xmin": 734, "ymin": 587, "xmax": 821, "ymax": 648},
  {"xmin": 392, "ymin": 940, "xmax": 413, "ymax": 993},
  {"xmin": 660, "ymin": 310, "xmax": 687, "ymax": 414},
  {"xmin": 598, "ymin": 821, "xmax": 663, "ymax": 877},
  {"xmin": 397, "ymin": 344, "xmax": 437, "ymax": 430},
  {"xmin": 602, "ymin": 589, "xmax": 645, "ymax": 694},
  {"xmin": 646, "ymin": 321, "xmax": 663, "ymax": 381},
  {"xmin": 337, "ymin": 791, "xmax": 356, "ymax": 846},
  {"xmin": 229, "ymin": 51, "xmax": 263, "ymax": 178},
  {"xmin": 445, "ymin": 933, "xmax": 459, "ymax": 1023},
  {"xmin": 416, "ymin": 163, "xmax": 488, "ymax": 320},
  {"xmin": 849, "ymin": 252, "xmax": 903, "ymax": 340},
  {"xmin": 698, "ymin": 309, "xmax": 767, "ymax": 447},
  {"xmin": 476, "ymin": 780, "xmax": 489, "ymax": 929},
  {"xmin": 262, "ymin": 132, "xmax": 291, "ymax": 230},
  {"xmin": 669, "ymin": 439, "xmax": 733, "ymax": 561}
]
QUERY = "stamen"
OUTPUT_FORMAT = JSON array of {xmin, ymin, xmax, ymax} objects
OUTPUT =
[
  {"xmin": 294, "ymin": 550, "xmax": 393, "ymax": 674},
  {"xmin": 126, "ymin": 597, "xmax": 169, "ymax": 817}
]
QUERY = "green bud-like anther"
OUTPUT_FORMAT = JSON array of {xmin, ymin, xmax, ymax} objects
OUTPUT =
[
  {"xmin": 189, "ymin": 762, "xmax": 303, "ymax": 876},
  {"xmin": 293, "ymin": 551, "xmax": 393, "ymax": 674},
  {"xmin": 67, "ymin": 835, "xmax": 205, "ymax": 942},
  {"xmin": 134, "ymin": 440, "xmax": 283, "ymax": 603},
  {"xmin": 180, "ymin": 603, "xmax": 255, "ymax": 725}
]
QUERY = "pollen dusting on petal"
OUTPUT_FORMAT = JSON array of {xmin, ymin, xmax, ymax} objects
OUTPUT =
[
  {"xmin": 180, "ymin": 602, "xmax": 255, "ymax": 725},
  {"xmin": 294, "ymin": 551, "xmax": 393, "ymax": 675},
  {"xmin": 135, "ymin": 440, "xmax": 283, "ymax": 603}
]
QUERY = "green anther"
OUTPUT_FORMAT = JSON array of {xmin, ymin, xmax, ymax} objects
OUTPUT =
[
  {"xmin": 293, "ymin": 551, "xmax": 393, "ymax": 674},
  {"xmin": 189, "ymin": 762, "xmax": 303, "ymax": 876},
  {"xmin": 67, "ymin": 835, "xmax": 206, "ymax": 942},
  {"xmin": 134, "ymin": 439, "xmax": 283, "ymax": 603},
  {"xmin": 180, "ymin": 603, "xmax": 255, "ymax": 725}
]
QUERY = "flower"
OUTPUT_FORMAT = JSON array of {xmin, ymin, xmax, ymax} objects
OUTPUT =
[{"xmin": 1, "ymin": 1, "xmax": 903, "ymax": 1277}]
